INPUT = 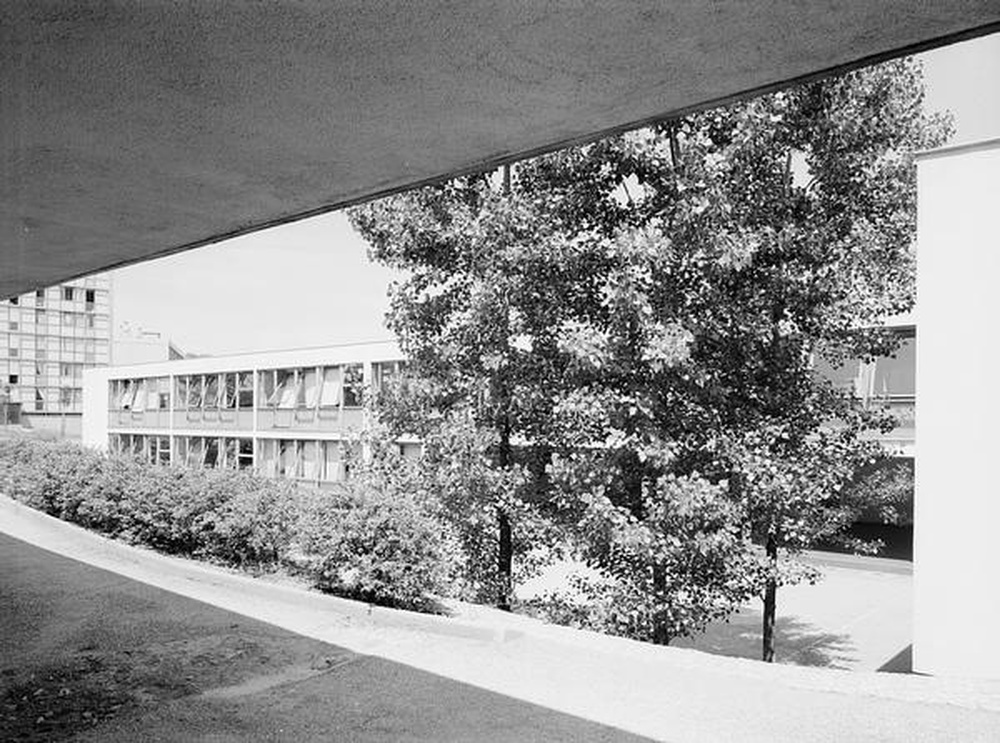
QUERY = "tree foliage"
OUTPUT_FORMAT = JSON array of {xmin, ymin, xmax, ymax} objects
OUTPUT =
[{"xmin": 350, "ymin": 57, "xmax": 949, "ymax": 654}]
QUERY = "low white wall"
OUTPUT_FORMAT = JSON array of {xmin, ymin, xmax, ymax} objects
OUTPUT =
[{"xmin": 913, "ymin": 139, "xmax": 1000, "ymax": 679}]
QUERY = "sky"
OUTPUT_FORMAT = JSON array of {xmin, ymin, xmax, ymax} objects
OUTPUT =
[{"xmin": 112, "ymin": 32, "xmax": 1000, "ymax": 357}]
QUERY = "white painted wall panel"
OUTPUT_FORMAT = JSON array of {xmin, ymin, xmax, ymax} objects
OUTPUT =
[{"xmin": 914, "ymin": 140, "xmax": 1000, "ymax": 678}]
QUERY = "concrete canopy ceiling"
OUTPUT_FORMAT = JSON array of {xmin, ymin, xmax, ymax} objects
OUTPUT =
[{"xmin": 2, "ymin": 2, "xmax": 999, "ymax": 299}]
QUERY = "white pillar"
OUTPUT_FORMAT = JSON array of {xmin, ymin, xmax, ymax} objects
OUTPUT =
[{"xmin": 914, "ymin": 139, "xmax": 1000, "ymax": 678}]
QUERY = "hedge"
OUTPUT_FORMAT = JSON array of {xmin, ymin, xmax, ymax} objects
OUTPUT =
[{"xmin": 0, "ymin": 438, "xmax": 454, "ymax": 611}]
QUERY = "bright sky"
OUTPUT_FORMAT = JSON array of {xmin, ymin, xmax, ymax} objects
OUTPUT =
[{"xmin": 112, "ymin": 32, "xmax": 1000, "ymax": 357}]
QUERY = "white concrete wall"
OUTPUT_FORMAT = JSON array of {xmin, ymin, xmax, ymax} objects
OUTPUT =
[
  {"xmin": 914, "ymin": 139, "xmax": 1000, "ymax": 679},
  {"xmin": 82, "ymin": 366, "xmax": 112, "ymax": 450}
]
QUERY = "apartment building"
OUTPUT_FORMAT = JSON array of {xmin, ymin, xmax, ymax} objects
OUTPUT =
[
  {"xmin": 0, "ymin": 275, "xmax": 112, "ymax": 437},
  {"xmin": 81, "ymin": 341, "xmax": 415, "ymax": 486}
]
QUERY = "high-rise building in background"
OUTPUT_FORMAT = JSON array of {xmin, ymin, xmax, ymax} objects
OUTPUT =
[{"xmin": 0, "ymin": 275, "xmax": 112, "ymax": 438}]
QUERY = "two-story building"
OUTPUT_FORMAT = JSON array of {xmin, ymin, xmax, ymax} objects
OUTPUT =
[{"xmin": 82, "ymin": 341, "xmax": 416, "ymax": 486}]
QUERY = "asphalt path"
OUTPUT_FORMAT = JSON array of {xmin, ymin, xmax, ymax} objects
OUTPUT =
[{"xmin": 0, "ymin": 533, "xmax": 649, "ymax": 742}]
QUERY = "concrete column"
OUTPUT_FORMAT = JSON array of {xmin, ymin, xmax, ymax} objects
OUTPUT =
[{"xmin": 913, "ymin": 139, "xmax": 1000, "ymax": 678}]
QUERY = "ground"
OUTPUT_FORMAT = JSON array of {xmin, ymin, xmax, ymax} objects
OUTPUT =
[
  {"xmin": 518, "ymin": 551, "xmax": 912, "ymax": 671},
  {"xmin": 2, "ymin": 497, "xmax": 999, "ymax": 742},
  {"xmin": 0, "ymin": 534, "xmax": 647, "ymax": 742}
]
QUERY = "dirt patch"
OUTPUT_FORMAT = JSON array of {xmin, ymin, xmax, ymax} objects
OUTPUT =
[{"xmin": 0, "ymin": 630, "xmax": 351, "ymax": 741}]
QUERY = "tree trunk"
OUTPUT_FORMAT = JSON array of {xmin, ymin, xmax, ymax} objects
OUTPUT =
[
  {"xmin": 497, "ymin": 509, "xmax": 513, "ymax": 611},
  {"xmin": 651, "ymin": 564, "xmax": 672, "ymax": 645},
  {"xmin": 495, "ymin": 159, "xmax": 514, "ymax": 612},
  {"xmin": 496, "ymin": 414, "xmax": 513, "ymax": 611},
  {"xmin": 762, "ymin": 534, "xmax": 778, "ymax": 662}
]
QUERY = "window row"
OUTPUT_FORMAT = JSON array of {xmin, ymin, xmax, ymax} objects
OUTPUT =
[
  {"xmin": 175, "ymin": 372, "xmax": 255, "ymax": 411},
  {"xmin": 1, "ymin": 386, "xmax": 81, "ymax": 411},
  {"xmin": 4, "ymin": 362, "xmax": 86, "ymax": 380},
  {"xmin": 257, "ymin": 365, "xmax": 363, "ymax": 410},
  {"xmin": 258, "ymin": 438, "xmax": 358, "ymax": 482},
  {"xmin": 110, "ymin": 377, "xmax": 171, "ymax": 411},
  {"xmin": 8, "ymin": 287, "xmax": 104, "ymax": 307},
  {"xmin": 104, "ymin": 433, "xmax": 366, "ymax": 483},
  {"xmin": 109, "ymin": 362, "xmax": 405, "ymax": 413},
  {"xmin": 108, "ymin": 433, "xmax": 254, "ymax": 470}
]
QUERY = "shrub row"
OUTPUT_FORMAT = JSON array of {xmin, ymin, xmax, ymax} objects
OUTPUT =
[{"xmin": 0, "ymin": 438, "xmax": 454, "ymax": 611}]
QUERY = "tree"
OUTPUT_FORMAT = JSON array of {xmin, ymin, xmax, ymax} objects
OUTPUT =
[
  {"xmin": 351, "ymin": 57, "xmax": 949, "ymax": 658},
  {"xmin": 513, "ymin": 56, "xmax": 949, "ymax": 660},
  {"xmin": 349, "ymin": 171, "xmax": 578, "ymax": 609}
]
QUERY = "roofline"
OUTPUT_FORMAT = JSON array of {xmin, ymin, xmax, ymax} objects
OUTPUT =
[{"xmin": 915, "ymin": 136, "xmax": 1000, "ymax": 162}]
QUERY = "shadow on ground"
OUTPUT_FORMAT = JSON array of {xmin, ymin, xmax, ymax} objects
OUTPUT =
[
  {"xmin": 0, "ymin": 533, "xmax": 654, "ymax": 742},
  {"xmin": 878, "ymin": 644, "xmax": 913, "ymax": 674},
  {"xmin": 672, "ymin": 609, "xmax": 856, "ymax": 669}
]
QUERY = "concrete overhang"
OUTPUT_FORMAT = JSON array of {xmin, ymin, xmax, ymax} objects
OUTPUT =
[{"xmin": 2, "ymin": 2, "xmax": 999, "ymax": 298}]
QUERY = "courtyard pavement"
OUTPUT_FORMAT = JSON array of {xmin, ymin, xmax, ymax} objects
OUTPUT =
[{"xmin": 2, "ymin": 495, "xmax": 1000, "ymax": 742}]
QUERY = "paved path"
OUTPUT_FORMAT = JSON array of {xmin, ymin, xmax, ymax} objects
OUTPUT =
[
  {"xmin": 3, "ymin": 496, "xmax": 1000, "ymax": 742},
  {"xmin": 521, "ymin": 551, "xmax": 913, "ymax": 671}
]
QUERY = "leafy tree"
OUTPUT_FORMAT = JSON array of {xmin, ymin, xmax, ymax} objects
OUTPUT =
[
  {"xmin": 347, "ymin": 188, "xmax": 577, "ymax": 608},
  {"xmin": 351, "ymin": 57, "xmax": 948, "ymax": 658},
  {"xmin": 513, "ymin": 56, "xmax": 949, "ymax": 660}
]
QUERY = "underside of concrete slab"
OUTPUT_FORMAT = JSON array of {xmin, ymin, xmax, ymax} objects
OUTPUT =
[{"xmin": 3, "ymin": 3, "xmax": 999, "ymax": 297}]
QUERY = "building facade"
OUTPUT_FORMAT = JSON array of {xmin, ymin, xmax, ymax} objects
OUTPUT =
[
  {"xmin": 1, "ymin": 275, "xmax": 112, "ymax": 437},
  {"xmin": 82, "ymin": 341, "xmax": 415, "ymax": 486},
  {"xmin": 815, "ymin": 322, "xmax": 915, "ymax": 458}
]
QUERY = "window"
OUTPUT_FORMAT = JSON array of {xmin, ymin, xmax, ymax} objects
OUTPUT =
[
  {"xmin": 203, "ymin": 437, "xmax": 219, "ymax": 467},
  {"xmin": 86, "ymin": 314, "xmax": 95, "ymax": 329},
  {"xmin": 119, "ymin": 380, "xmax": 137, "ymax": 410},
  {"xmin": 63, "ymin": 287, "xmax": 73, "ymax": 301},
  {"xmin": 186, "ymin": 437, "xmax": 205, "ymax": 467},
  {"xmin": 150, "ymin": 436, "xmax": 170, "ymax": 465},
  {"xmin": 35, "ymin": 290, "xmax": 45, "ymax": 307},
  {"xmin": 8, "ymin": 297, "xmax": 17, "ymax": 305},
  {"xmin": 223, "ymin": 437, "xmax": 238, "ymax": 469},
  {"xmin": 188, "ymin": 375, "xmax": 202, "ymax": 408},
  {"xmin": 298, "ymin": 368, "xmax": 319, "ymax": 409},
  {"xmin": 268, "ymin": 369, "xmax": 297, "ymax": 409},
  {"xmin": 174, "ymin": 376, "xmax": 188, "ymax": 410},
  {"xmin": 301, "ymin": 441, "xmax": 320, "ymax": 479},
  {"xmin": 85, "ymin": 289, "xmax": 95, "ymax": 304},
  {"xmin": 8, "ymin": 374, "xmax": 17, "ymax": 385},
  {"xmin": 237, "ymin": 438, "xmax": 254, "ymax": 470},
  {"xmin": 36, "ymin": 348, "xmax": 45, "ymax": 361},
  {"xmin": 221, "ymin": 373, "xmax": 237, "ymax": 409},
  {"xmin": 342, "ymin": 364, "xmax": 364, "ymax": 407},
  {"xmin": 322, "ymin": 441, "xmax": 342, "ymax": 481},
  {"xmin": 34, "ymin": 389, "xmax": 43, "ymax": 412},
  {"xmin": 278, "ymin": 440, "xmax": 296, "ymax": 477},
  {"xmin": 9, "ymin": 348, "xmax": 17, "ymax": 358},
  {"xmin": 872, "ymin": 337, "xmax": 915, "ymax": 399},
  {"xmin": 147, "ymin": 378, "xmax": 164, "ymax": 410},
  {"xmin": 35, "ymin": 309, "xmax": 44, "ymax": 323},
  {"xmin": 259, "ymin": 370, "xmax": 275, "ymax": 406},
  {"xmin": 204, "ymin": 374, "xmax": 219, "ymax": 409},
  {"xmin": 59, "ymin": 387, "xmax": 72, "ymax": 408},
  {"xmin": 258, "ymin": 439, "xmax": 278, "ymax": 477},
  {"xmin": 238, "ymin": 372, "xmax": 254, "ymax": 408},
  {"xmin": 319, "ymin": 366, "xmax": 341, "ymax": 408},
  {"xmin": 374, "ymin": 360, "xmax": 406, "ymax": 393},
  {"xmin": 8, "ymin": 321, "xmax": 17, "ymax": 331}
]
